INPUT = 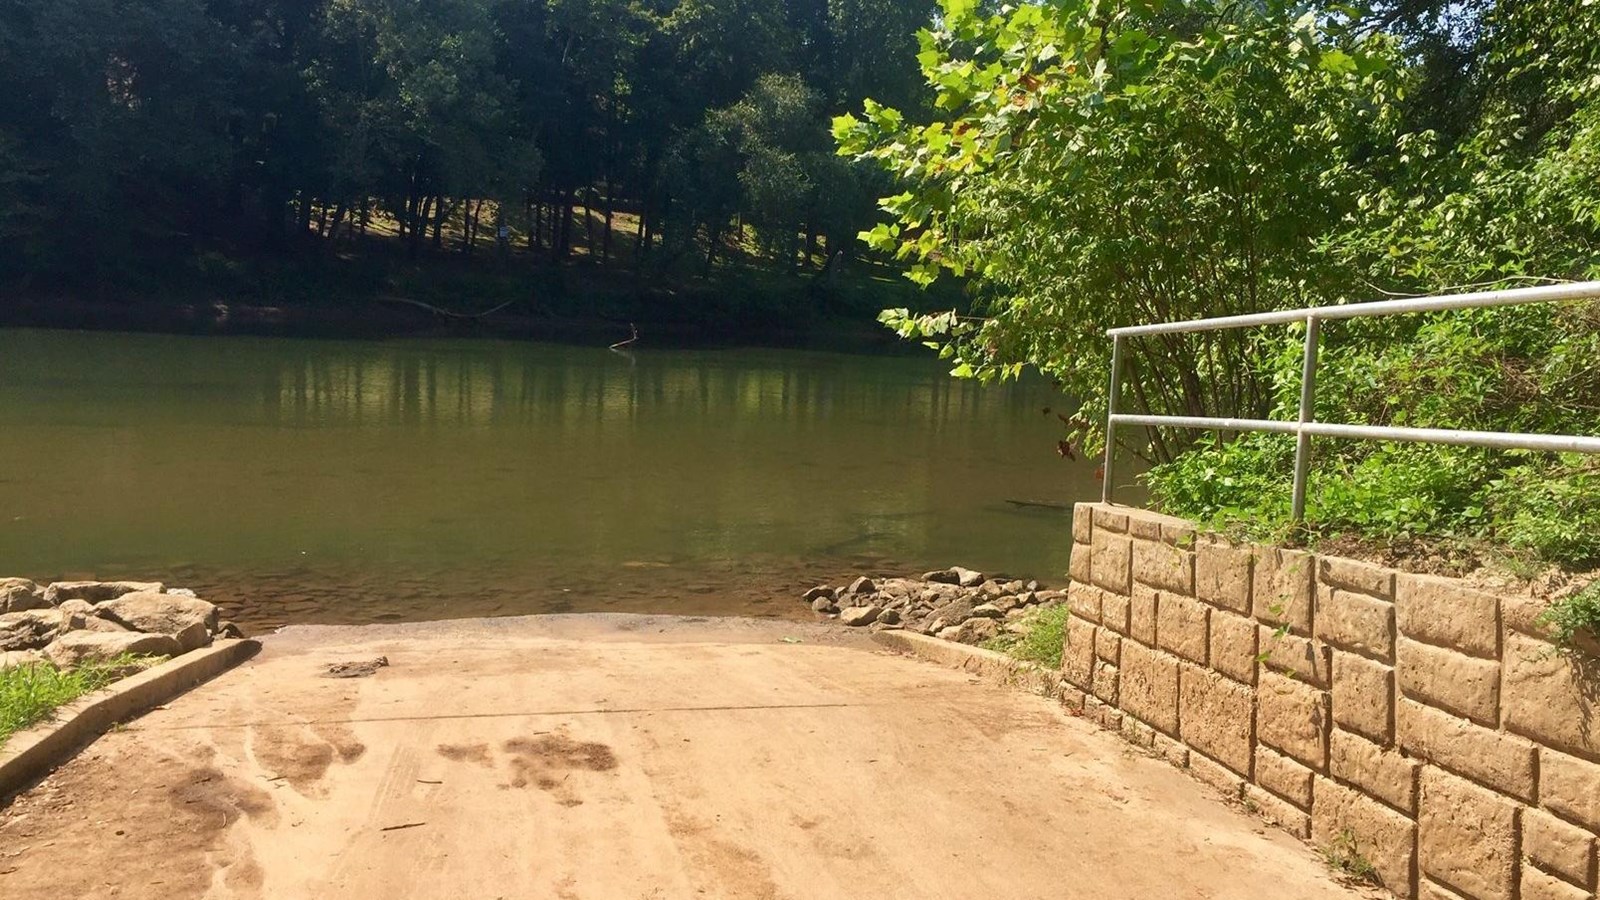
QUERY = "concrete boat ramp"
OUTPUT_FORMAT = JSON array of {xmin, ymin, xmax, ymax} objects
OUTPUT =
[{"xmin": 0, "ymin": 615, "xmax": 1377, "ymax": 899}]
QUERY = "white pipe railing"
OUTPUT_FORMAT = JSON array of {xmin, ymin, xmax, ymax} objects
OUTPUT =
[{"xmin": 1100, "ymin": 281, "xmax": 1600, "ymax": 521}]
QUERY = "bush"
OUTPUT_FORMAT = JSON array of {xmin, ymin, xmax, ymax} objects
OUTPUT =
[
  {"xmin": 1145, "ymin": 303, "xmax": 1600, "ymax": 568},
  {"xmin": 0, "ymin": 655, "xmax": 158, "ymax": 746}
]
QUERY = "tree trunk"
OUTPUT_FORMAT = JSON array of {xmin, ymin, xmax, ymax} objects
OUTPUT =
[
  {"xmin": 582, "ymin": 187, "xmax": 596, "ymax": 258},
  {"xmin": 602, "ymin": 180, "xmax": 615, "ymax": 265}
]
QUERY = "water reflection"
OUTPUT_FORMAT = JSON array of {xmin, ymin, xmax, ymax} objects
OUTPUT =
[{"xmin": 0, "ymin": 329, "xmax": 1099, "ymax": 630}]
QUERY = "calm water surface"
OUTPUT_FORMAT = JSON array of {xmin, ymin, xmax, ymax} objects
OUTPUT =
[{"xmin": 0, "ymin": 329, "xmax": 1100, "ymax": 631}]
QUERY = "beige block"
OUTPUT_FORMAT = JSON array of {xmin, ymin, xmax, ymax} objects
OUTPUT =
[
  {"xmin": 1068, "ymin": 581, "xmax": 1103, "ymax": 623},
  {"xmin": 1502, "ymin": 631, "xmax": 1600, "ymax": 761},
  {"xmin": 1072, "ymin": 503, "xmax": 1095, "ymax": 543},
  {"xmin": 1502, "ymin": 593, "xmax": 1559, "ymax": 639},
  {"xmin": 1091, "ymin": 530, "xmax": 1132, "ymax": 595},
  {"xmin": 1095, "ymin": 628, "xmax": 1121, "ymax": 665},
  {"xmin": 1209, "ymin": 609, "xmax": 1258, "ymax": 685},
  {"xmin": 1156, "ymin": 591, "xmax": 1209, "ymax": 665},
  {"xmin": 1396, "ymin": 573, "xmax": 1500, "ymax": 657},
  {"xmin": 1188, "ymin": 750, "xmax": 1245, "ymax": 800},
  {"xmin": 1101, "ymin": 588, "xmax": 1130, "ymax": 635},
  {"xmin": 1129, "ymin": 584, "xmax": 1157, "ymax": 645},
  {"xmin": 1069, "ymin": 542, "xmax": 1092, "ymax": 584},
  {"xmin": 1396, "ymin": 699, "xmax": 1536, "ymax": 802},
  {"xmin": 1060, "ymin": 684, "xmax": 1087, "ymax": 710},
  {"xmin": 1128, "ymin": 513, "xmax": 1163, "ymax": 541},
  {"xmin": 1254, "ymin": 745, "xmax": 1314, "ymax": 808},
  {"xmin": 1196, "ymin": 538, "xmax": 1252, "ymax": 614},
  {"xmin": 1097, "ymin": 701, "xmax": 1124, "ymax": 732},
  {"xmin": 1396, "ymin": 637, "xmax": 1500, "ymax": 726},
  {"xmin": 1063, "ymin": 615, "xmax": 1097, "ymax": 689},
  {"xmin": 1418, "ymin": 879, "xmax": 1470, "ymax": 900},
  {"xmin": 1331, "ymin": 650, "xmax": 1394, "ymax": 743},
  {"xmin": 1178, "ymin": 663, "xmax": 1255, "ymax": 776},
  {"xmin": 1161, "ymin": 520, "xmax": 1197, "ymax": 548},
  {"xmin": 1522, "ymin": 808, "xmax": 1596, "ymax": 888},
  {"xmin": 1316, "ymin": 586, "xmax": 1396, "ymax": 662},
  {"xmin": 1092, "ymin": 660, "xmax": 1119, "ymax": 704},
  {"xmin": 1244, "ymin": 784, "xmax": 1311, "ymax": 839},
  {"xmin": 1119, "ymin": 640, "xmax": 1180, "ymax": 736},
  {"xmin": 1258, "ymin": 627, "xmax": 1330, "ymax": 687},
  {"xmin": 1252, "ymin": 547, "xmax": 1314, "ymax": 635},
  {"xmin": 1312, "ymin": 777, "xmax": 1418, "ymax": 896},
  {"xmin": 1541, "ymin": 749, "xmax": 1600, "ymax": 833},
  {"xmin": 1257, "ymin": 669, "xmax": 1329, "ymax": 769},
  {"xmin": 1092, "ymin": 504, "xmax": 1129, "ymax": 533},
  {"xmin": 1152, "ymin": 732, "xmax": 1190, "ymax": 768},
  {"xmin": 1418, "ymin": 767, "xmax": 1517, "ymax": 900},
  {"xmin": 1133, "ymin": 539, "xmax": 1195, "ymax": 596},
  {"xmin": 1120, "ymin": 714, "xmax": 1156, "ymax": 749},
  {"xmin": 1520, "ymin": 868, "xmax": 1591, "ymax": 900},
  {"xmin": 1319, "ymin": 556, "xmax": 1396, "ymax": 600},
  {"xmin": 1329, "ymin": 728, "xmax": 1418, "ymax": 814}
]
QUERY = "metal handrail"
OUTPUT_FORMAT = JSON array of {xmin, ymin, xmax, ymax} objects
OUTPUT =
[{"xmin": 1100, "ymin": 280, "xmax": 1600, "ymax": 520}]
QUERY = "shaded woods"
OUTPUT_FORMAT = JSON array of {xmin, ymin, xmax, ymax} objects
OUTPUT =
[{"xmin": 0, "ymin": 0, "xmax": 937, "ymax": 328}]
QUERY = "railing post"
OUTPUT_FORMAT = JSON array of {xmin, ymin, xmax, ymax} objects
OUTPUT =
[
  {"xmin": 1291, "ymin": 315, "xmax": 1321, "ymax": 523},
  {"xmin": 1102, "ymin": 334, "xmax": 1123, "ymax": 505}
]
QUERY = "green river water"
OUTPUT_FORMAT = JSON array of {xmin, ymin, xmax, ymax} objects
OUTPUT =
[{"xmin": 0, "ymin": 329, "xmax": 1101, "ymax": 631}]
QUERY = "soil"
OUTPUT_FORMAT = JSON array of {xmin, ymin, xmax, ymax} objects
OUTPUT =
[{"xmin": 0, "ymin": 614, "xmax": 1382, "ymax": 900}]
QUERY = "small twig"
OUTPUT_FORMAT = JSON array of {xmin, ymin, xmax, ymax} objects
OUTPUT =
[
  {"xmin": 380, "ymin": 821, "xmax": 427, "ymax": 832},
  {"xmin": 415, "ymin": 779, "xmax": 443, "ymax": 785}
]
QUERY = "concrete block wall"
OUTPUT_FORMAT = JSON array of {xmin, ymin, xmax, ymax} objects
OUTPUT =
[{"xmin": 1065, "ymin": 502, "xmax": 1600, "ymax": 900}]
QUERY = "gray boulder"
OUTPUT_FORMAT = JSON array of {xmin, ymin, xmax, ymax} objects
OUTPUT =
[
  {"xmin": 838, "ymin": 605, "xmax": 881, "ymax": 627},
  {"xmin": 846, "ymin": 576, "xmax": 876, "ymax": 595},
  {"xmin": 44, "ymin": 581, "xmax": 163, "ymax": 605},
  {"xmin": 96, "ymin": 591, "xmax": 219, "ymax": 638},
  {"xmin": 810, "ymin": 597, "xmax": 838, "ymax": 614},
  {"xmin": 970, "ymin": 603, "xmax": 1004, "ymax": 619},
  {"xmin": 1, "ymin": 578, "xmax": 48, "ymax": 613},
  {"xmin": 877, "ymin": 608, "xmax": 902, "ymax": 626},
  {"xmin": 928, "ymin": 598, "xmax": 976, "ymax": 629},
  {"xmin": 952, "ymin": 567, "xmax": 985, "ymax": 588},
  {"xmin": 802, "ymin": 586, "xmax": 835, "ymax": 603},
  {"xmin": 43, "ymin": 631, "xmax": 179, "ymax": 668},
  {"xmin": 922, "ymin": 570, "xmax": 961, "ymax": 585},
  {"xmin": 0, "ymin": 610, "xmax": 65, "ymax": 651}
]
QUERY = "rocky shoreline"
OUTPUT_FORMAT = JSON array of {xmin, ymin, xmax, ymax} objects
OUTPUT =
[
  {"xmin": 801, "ymin": 567, "xmax": 1065, "ymax": 645},
  {"xmin": 0, "ymin": 578, "xmax": 242, "ymax": 670}
]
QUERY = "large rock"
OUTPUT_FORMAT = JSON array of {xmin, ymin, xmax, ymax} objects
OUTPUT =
[
  {"xmin": 0, "ymin": 649, "xmax": 44, "ymax": 669},
  {"xmin": 952, "ymin": 567, "xmax": 986, "ymax": 588},
  {"xmin": 44, "ymin": 581, "xmax": 163, "ymax": 605},
  {"xmin": 839, "ymin": 605, "xmax": 881, "ymax": 627},
  {"xmin": 1, "ymin": 578, "xmax": 48, "ymax": 613},
  {"xmin": 810, "ymin": 596, "xmax": 838, "ymax": 614},
  {"xmin": 846, "ymin": 576, "xmax": 876, "ymax": 596},
  {"xmin": 802, "ymin": 586, "xmax": 836, "ymax": 603},
  {"xmin": 923, "ymin": 570, "xmax": 961, "ymax": 585},
  {"xmin": 96, "ymin": 591, "xmax": 219, "ymax": 640},
  {"xmin": 43, "ymin": 631, "xmax": 179, "ymax": 668},
  {"xmin": 928, "ymin": 597, "xmax": 976, "ymax": 629},
  {"xmin": 0, "ymin": 610, "xmax": 65, "ymax": 651}
]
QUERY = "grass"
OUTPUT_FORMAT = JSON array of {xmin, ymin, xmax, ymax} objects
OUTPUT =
[
  {"xmin": 1322, "ymin": 828, "xmax": 1379, "ymax": 884},
  {"xmin": 1536, "ymin": 580, "xmax": 1600, "ymax": 651},
  {"xmin": 0, "ymin": 655, "xmax": 161, "ymax": 747},
  {"xmin": 981, "ymin": 604, "xmax": 1071, "ymax": 668}
]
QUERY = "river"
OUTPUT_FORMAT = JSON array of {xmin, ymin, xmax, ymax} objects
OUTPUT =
[{"xmin": 0, "ymin": 329, "xmax": 1102, "ymax": 631}]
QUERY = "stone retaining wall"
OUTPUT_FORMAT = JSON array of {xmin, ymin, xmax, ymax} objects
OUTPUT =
[{"xmin": 1064, "ymin": 502, "xmax": 1599, "ymax": 900}]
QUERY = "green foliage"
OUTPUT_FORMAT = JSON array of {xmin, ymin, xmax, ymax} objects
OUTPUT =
[
  {"xmin": 837, "ymin": 0, "xmax": 1404, "ymax": 456},
  {"xmin": 981, "ymin": 603, "xmax": 1070, "ymax": 668},
  {"xmin": 0, "ymin": 655, "xmax": 162, "ymax": 747},
  {"xmin": 1323, "ymin": 828, "xmax": 1380, "ymax": 883},
  {"xmin": 1147, "ymin": 303, "xmax": 1600, "ymax": 567},
  {"xmin": 1536, "ymin": 582, "xmax": 1600, "ymax": 651}
]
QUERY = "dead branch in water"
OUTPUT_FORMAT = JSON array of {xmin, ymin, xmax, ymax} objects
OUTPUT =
[
  {"xmin": 378, "ymin": 296, "xmax": 515, "ymax": 319},
  {"xmin": 609, "ymin": 322, "xmax": 639, "ymax": 350}
]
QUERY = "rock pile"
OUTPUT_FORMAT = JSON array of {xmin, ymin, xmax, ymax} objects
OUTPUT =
[
  {"xmin": 0, "ymin": 578, "xmax": 243, "ymax": 669},
  {"xmin": 803, "ymin": 567, "xmax": 1064, "ymax": 645}
]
